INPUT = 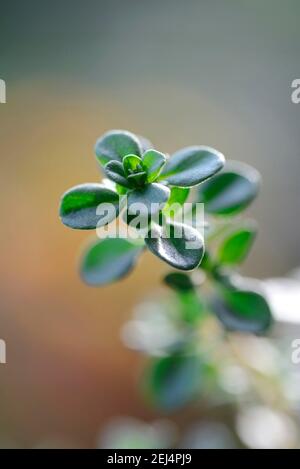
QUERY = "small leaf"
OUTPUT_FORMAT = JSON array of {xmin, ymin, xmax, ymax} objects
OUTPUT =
[
  {"xmin": 164, "ymin": 272, "xmax": 194, "ymax": 291},
  {"xmin": 142, "ymin": 149, "xmax": 166, "ymax": 182},
  {"xmin": 197, "ymin": 162, "xmax": 260, "ymax": 215},
  {"xmin": 145, "ymin": 221, "xmax": 204, "ymax": 270},
  {"xmin": 163, "ymin": 186, "xmax": 190, "ymax": 218},
  {"xmin": 213, "ymin": 289, "xmax": 272, "ymax": 334},
  {"xmin": 104, "ymin": 160, "xmax": 132, "ymax": 188},
  {"xmin": 218, "ymin": 226, "xmax": 257, "ymax": 265},
  {"xmin": 122, "ymin": 154, "xmax": 143, "ymax": 176},
  {"xmin": 159, "ymin": 146, "xmax": 225, "ymax": 187},
  {"xmin": 95, "ymin": 129, "xmax": 142, "ymax": 167},
  {"xmin": 127, "ymin": 171, "xmax": 148, "ymax": 187},
  {"xmin": 143, "ymin": 354, "xmax": 201, "ymax": 410},
  {"xmin": 80, "ymin": 237, "xmax": 143, "ymax": 285},
  {"xmin": 127, "ymin": 183, "xmax": 170, "ymax": 217},
  {"xmin": 59, "ymin": 183, "xmax": 119, "ymax": 229}
]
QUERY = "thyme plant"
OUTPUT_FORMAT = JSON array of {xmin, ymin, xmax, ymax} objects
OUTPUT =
[{"xmin": 59, "ymin": 129, "xmax": 273, "ymax": 411}]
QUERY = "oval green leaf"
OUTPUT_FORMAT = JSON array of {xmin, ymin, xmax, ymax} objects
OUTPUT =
[
  {"xmin": 104, "ymin": 160, "xmax": 132, "ymax": 188},
  {"xmin": 143, "ymin": 354, "xmax": 201, "ymax": 410},
  {"xmin": 164, "ymin": 272, "xmax": 195, "ymax": 292},
  {"xmin": 197, "ymin": 162, "xmax": 261, "ymax": 215},
  {"xmin": 145, "ymin": 221, "xmax": 204, "ymax": 270},
  {"xmin": 142, "ymin": 149, "xmax": 166, "ymax": 183},
  {"xmin": 214, "ymin": 289, "xmax": 272, "ymax": 334},
  {"xmin": 122, "ymin": 154, "xmax": 143, "ymax": 176},
  {"xmin": 95, "ymin": 129, "xmax": 142, "ymax": 167},
  {"xmin": 80, "ymin": 237, "xmax": 143, "ymax": 285},
  {"xmin": 127, "ymin": 183, "xmax": 170, "ymax": 218},
  {"xmin": 59, "ymin": 183, "xmax": 119, "ymax": 230},
  {"xmin": 159, "ymin": 146, "xmax": 225, "ymax": 187},
  {"xmin": 218, "ymin": 226, "xmax": 257, "ymax": 265}
]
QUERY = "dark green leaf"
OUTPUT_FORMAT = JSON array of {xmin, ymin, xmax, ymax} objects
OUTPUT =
[
  {"xmin": 144, "ymin": 354, "xmax": 201, "ymax": 410},
  {"xmin": 214, "ymin": 289, "xmax": 272, "ymax": 334},
  {"xmin": 127, "ymin": 171, "xmax": 148, "ymax": 187},
  {"xmin": 145, "ymin": 221, "xmax": 204, "ymax": 270},
  {"xmin": 198, "ymin": 163, "xmax": 260, "ymax": 215},
  {"xmin": 104, "ymin": 160, "xmax": 132, "ymax": 188},
  {"xmin": 164, "ymin": 272, "xmax": 194, "ymax": 291},
  {"xmin": 122, "ymin": 154, "xmax": 143, "ymax": 176},
  {"xmin": 142, "ymin": 149, "xmax": 166, "ymax": 182},
  {"xmin": 159, "ymin": 146, "xmax": 225, "ymax": 187},
  {"xmin": 127, "ymin": 183, "xmax": 170, "ymax": 217},
  {"xmin": 163, "ymin": 187, "xmax": 190, "ymax": 218},
  {"xmin": 218, "ymin": 226, "xmax": 257, "ymax": 265},
  {"xmin": 80, "ymin": 237, "xmax": 143, "ymax": 285},
  {"xmin": 59, "ymin": 183, "xmax": 119, "ymax": 229},
  {"xmin": 95, "ymin": 129, "xmax": 142, "ymax": 166}
]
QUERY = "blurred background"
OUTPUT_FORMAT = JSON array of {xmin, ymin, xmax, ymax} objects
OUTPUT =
[{"xmin": 0, "ymin": 0, "xmax": 300, "ymax": 448}]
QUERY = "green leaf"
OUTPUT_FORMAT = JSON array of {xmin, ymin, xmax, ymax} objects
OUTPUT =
[
  {"xmin": 214, "ymin": 289, "xmax": 272, "ymax": 334},
  {"xmin": 143, "ymin": 354, "xmax": 201, "ymax": 410},
  {"xmin": 127, "ymin": 171, "xmax": 148, "ymax": 187},
  {"xmin": 127, "ymin": 183, "xmax": 170, "ymax": 217},
  {"xmin": 122, "ymin": 154, "xmax": 143, "ymax": 176},
  {"xmin": 162, "ymin": 187, "xmax": 190, "ymax": 218},
  {"xmin": 159, "ymin": 146, "xmax": 225, "ymax": 187},
  {"xmin": 177, "ymin": 290, "xmax": 204, "ymax": 325},
  {"xmin": 164, "ymin": 272, "xmax": 194, "ymax": 292},
  {"xmin": 80, "ymin": 238, "xmax": 143, "ymax": 285},
  {"xmin": 218, "ymin": 226, "xmax": 257, "ymax": 265},
  {"xmin": 145, "ymin": 221, "xmax": 204, "ymax": 270},
  {"xmin": 95, "ymin": 129, "xmax": 142, "ymax": 167},
  {"xmin": 104, "ymin": 160, "xmax": 132, "ymax": 188},
  {"xmin": 142, "ymin": 149, "xmax": 166, "ymax": 182},
  {"xmin": 59, "ymin": 183, "xmax": 119, "ymax": 230},
  {"xmin": 197, "ymin": 163, "xmax": 260, "ymax": 215},
  {"xmin": 102, "ymin": 178, "xmax": 129, "ymax": 195}
]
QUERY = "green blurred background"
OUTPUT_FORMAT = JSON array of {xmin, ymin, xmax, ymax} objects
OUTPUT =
[{"xmin": 0, "ymin": 0, "xmax": 300, "ymax": 447}]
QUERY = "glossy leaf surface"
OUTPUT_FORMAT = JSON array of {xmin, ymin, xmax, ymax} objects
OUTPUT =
[
  {"xmin": 59, "ymin": 183, "xmax": 119, "ymax": 229},
  {"xmin": 145, "ymin": 221, "xmax": 204, "ymax": 270},
  {"xmin": 159, "ymin": 146, "xmax": 225, "ymax": 187},
  {"xmin": 95, "ymin": 129, "xmax": 142, "ymax": 166},
  {"xmin": 142, "ymin": 149, "xmax": 166, "ymax": 183}
]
